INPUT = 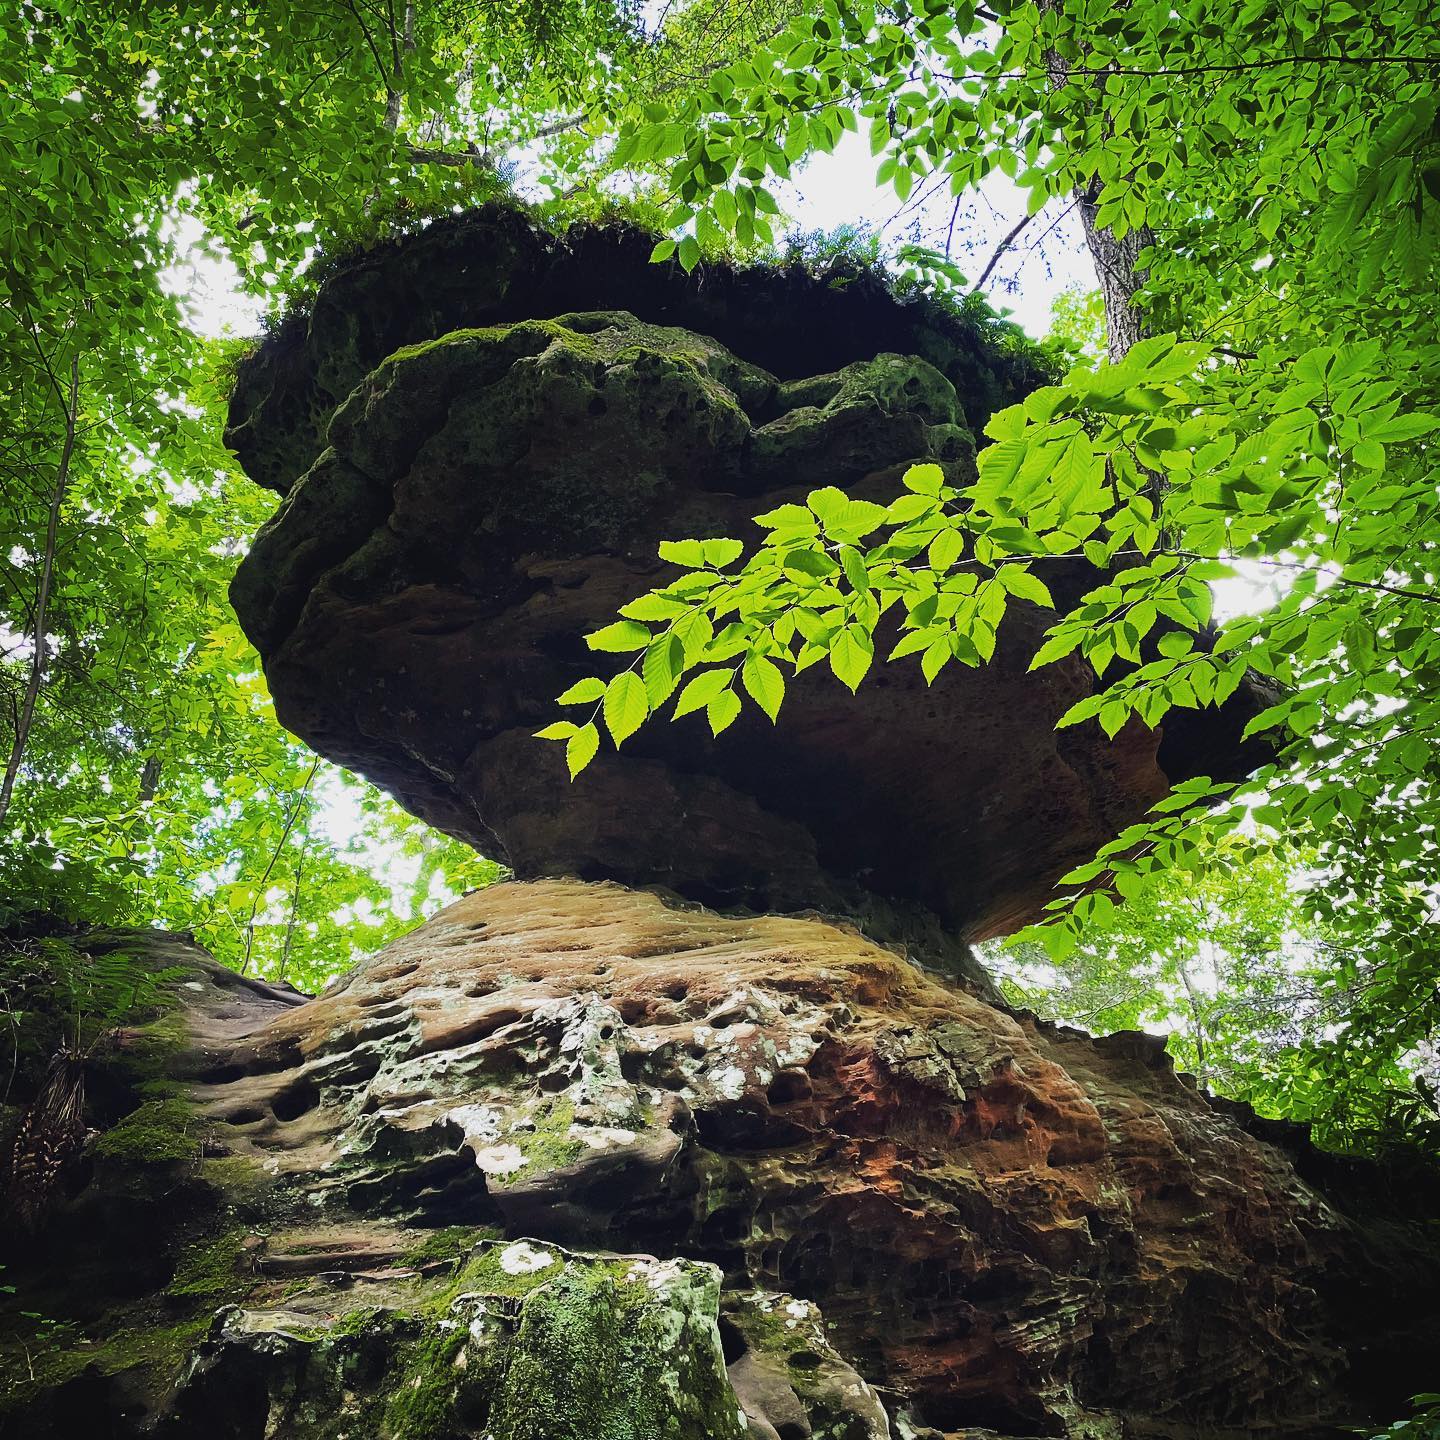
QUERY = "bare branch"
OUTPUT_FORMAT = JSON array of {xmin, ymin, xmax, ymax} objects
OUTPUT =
[{"xmin": 971, "ymin": 210, "xmax": 1034, "ymax": 292}]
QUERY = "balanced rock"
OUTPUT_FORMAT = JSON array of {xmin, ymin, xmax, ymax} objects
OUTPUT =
[{"xmin": 227, "ymin": 208, "xmax": 1265, "ymax": 945}]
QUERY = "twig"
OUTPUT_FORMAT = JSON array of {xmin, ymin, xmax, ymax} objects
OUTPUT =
[{"xmin": 971, "ymin": 210, "xmax": 1035, "ymax": 292}]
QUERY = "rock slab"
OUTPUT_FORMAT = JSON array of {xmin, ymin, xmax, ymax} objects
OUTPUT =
[{"xmin": 227, "ymin": 209, "xmax": 1266, "ymax": 943}]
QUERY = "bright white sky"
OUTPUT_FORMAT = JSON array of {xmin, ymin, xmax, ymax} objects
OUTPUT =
[{"xmin": 786, "ymin": 132, "xmax": 1094, "ymax": 338}]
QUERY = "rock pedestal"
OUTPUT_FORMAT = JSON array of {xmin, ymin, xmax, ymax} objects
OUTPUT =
[{"xmin": 2, "ymin": 884, "xmax": 1436, "ymax": 1438}]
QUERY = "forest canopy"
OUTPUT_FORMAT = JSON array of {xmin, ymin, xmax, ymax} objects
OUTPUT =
[{"xmin": 1, "ymin": 0, "xmax": 1437, "ymax": 1157}]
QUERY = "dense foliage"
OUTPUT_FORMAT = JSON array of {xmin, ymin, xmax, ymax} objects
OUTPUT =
[
  {"xmin": 538, "ymin": 0, "xmax": 1440, "ymax": 1147},
  {"xmin": 0, "ymin": 0, "xmax": 624, "ymax": 982},
  {"xmin": 990, "ymin": 845, "xmax": 1439, "ymax": 1152}
]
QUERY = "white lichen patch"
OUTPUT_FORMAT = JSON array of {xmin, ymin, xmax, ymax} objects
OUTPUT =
[
  {"xmin": 570, "ymin": 1124, "xmax": 638, "ymax": 1150},
  {"xmin": 623, "ymin": 1256, "xmax": 689, "ymax": 1292},
  {"xmin": 445, "ymin": 1102, "xmax": 502, "ymax": 1145},
  {"xmin": 498, "ymin": 1241, "xmax": 556, "ymax": 1275},
  {"xmin": 472, "ymin": 1142, "xmax": 526, "ymax": 1175}
]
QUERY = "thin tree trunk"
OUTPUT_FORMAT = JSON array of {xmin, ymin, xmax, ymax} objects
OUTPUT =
[
  {"xmin": 0, "ymin": 356, "xmax": 79, "ymax": 830},
  {"xmin": 384, "ymin": 1, "xmax": 417, "ymax": 133},
  {"xmin": 278, "ymin": 828, "xmax": 309, "ymax": 985},
  {"xmin": 1177, "ymin": 956, "xmax": 1210, "ymax": 1087},
  {"xmin": 240, "ymin": 759, "xmax": 320, "ymax": 976},
  {"xmin": 1035, "ymin": 1, "xmax": 1152, "ymax": 359}
]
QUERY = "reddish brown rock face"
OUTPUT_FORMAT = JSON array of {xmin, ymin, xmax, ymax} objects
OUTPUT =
[
  {"xmin": 226, "ymin": 209, "xmax": 1266, "ymax": 944},
  {"xmin": 182, "ymin": 880, "xmax": 1437, "ymax": 1439}
]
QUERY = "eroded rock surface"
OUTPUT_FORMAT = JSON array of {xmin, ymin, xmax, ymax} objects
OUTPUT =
[
  {"xmin": 227, "ymin": 209, "xmax": 1266, "ymax": 942},
  {"xmin": 7, "ymin": 883, "xmax": 1434, "ymax": 1439}
]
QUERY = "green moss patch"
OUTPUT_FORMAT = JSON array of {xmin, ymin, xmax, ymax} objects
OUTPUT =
[
  {"xmin": 92, "ymin": 1097, "xmax": 197, "ymax": 1165},
  {"xmin": 165, "ymin": 1230, "xmax": 247, "ymax": 1300}
]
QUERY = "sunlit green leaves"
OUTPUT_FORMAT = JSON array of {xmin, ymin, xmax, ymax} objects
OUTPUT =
[{"xmin": 603, "ymin": 672, "xmax": 649, "ymax": 746}]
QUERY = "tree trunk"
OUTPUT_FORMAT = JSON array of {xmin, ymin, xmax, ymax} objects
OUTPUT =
[
  {"xmin": 1077, "ymin": 183, "xmax": 1152, "ymax": 360},
  {"xmin": 0, "ymin": 356, "xmax": 79, "ymax": 831},
  {"xmin": 383, "ymin": 1, "xmax": 416, "ymax": 133},
  {"xmin": 1035, "ymin": 0, "xmax": 1153, "ymax": 359}
]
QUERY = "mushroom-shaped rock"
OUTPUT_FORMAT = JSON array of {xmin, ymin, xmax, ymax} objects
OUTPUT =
[{"xmin": 228, "ymin": 208, "xmax": 1264, "ymax": 942}]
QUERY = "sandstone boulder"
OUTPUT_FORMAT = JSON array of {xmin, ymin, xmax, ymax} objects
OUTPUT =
[
  {"xmin": 227, "ymin": 210, "xmax": 1266, "ymax": 944},
  {"xmin": 2, "ymin": 885, "xmax": 1435, "ymax": 1439}
]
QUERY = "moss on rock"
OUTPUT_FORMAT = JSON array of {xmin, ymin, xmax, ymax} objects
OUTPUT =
[
  {"xmin": 92, "ymin": 1097, "xmax": 197, "ymax": 1166},
  {"xmin": 165, "ymin": 1229, "xmax": 248, "ymax": 1301},
  {"xmin": 162, "ymin": 1240, "xmax": 750, "ymax": 1440}
]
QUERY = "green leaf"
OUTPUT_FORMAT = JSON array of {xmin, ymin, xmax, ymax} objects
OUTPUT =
[
  {"xmin": 708, "ymin": 689, "xmax": 742, "ymax": 734},
  {"xmin": 1368, "ymin": 412, "xmax": 1437, "ymax": 443},
  {"xmin": 643, "ymin": 634, "xmax": 684, "ymax": 708},
  {"xmin": 997, "ymin": 565, "xmax": 1054, "ymax": 608},
  {"xmin": 928, "ymin": 528, "xmax": 964, "ymax": 571},
  {"xmin": 754, "ymin": 503, "xmax": 817, "ymax": 530},
  {"xmin": 566, "ymin": 723, "xmax": 600, "ymax": 778},
  {"xmin": 742, "ymin": 654, "xmax": 785, "ymax": 721},
  {"xmin": 678, "ymin": 235, "xmax": 701, "ymax": 272},
  {"xmin": 841, "ymin": 545, "xmax": 871, "ymax": 592},
  {"xmin": 1028, "ymin": 629, "xmax": 1080, "ymax": 670},
  {"xmin": 807, "ymin": 485, "xmax": 850, "ymax": 520},
  {"xmin": 673, "ymin": 669, "xmax": 731, "ymax": 719},
  {"xmin": 1053, "ymin": 430, "xmax": 1095, "ymax": 498},
  {"xmin": 649, "ymin": 239, "xmax": 677, "ymax": 263},
  {"xmin": 534, "ymin": 721, "xmax": 578, "ymax": 740},
  {"xmin": 701, "ymin": 538, "xmax": 745, "ymax": 567},
  {"xmin": 586, "ymin": 620, "xmax": 652, "ymax": 653},
  {"xmin": 603, "ymin": 671, "xmax": 649, "ymax": 746},
  {"xmin": 783, "ymin": 549, "xmax": 838, "ymax": 579},
  {"xmin": 921, "ymin": 638, "xmax": 951, "ymax": 684},
  {"xmin": 659, "ymin": 539, "xmax": 707, "ymax": 566},
  {"xmin": 1352, "ymin": 438, "xmax": 1385, "ymax": 469},
  {"xmin": 830, "ymin": 627, "xmax": 873, "ymax": 692},
  {"xmin": 556, "ymin": 678, "xmax": 606, "ymax": 705},
  {"xmin": 903, "ymin": 463, "xmax": 946, "ymax": 495}
]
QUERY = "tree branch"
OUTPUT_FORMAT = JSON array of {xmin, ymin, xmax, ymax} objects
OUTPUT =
[
  {"xmin": 532, "ymin": 113, "xmax": 587, "ymax": 140},
  {"xmin": 971, "ymin": 210, "xmax": 1035, "ymax": 292},
  {"xmin": 407, "ymin": 144, "xmax": 493, "ymax": 169}
]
